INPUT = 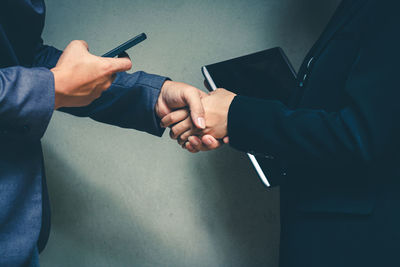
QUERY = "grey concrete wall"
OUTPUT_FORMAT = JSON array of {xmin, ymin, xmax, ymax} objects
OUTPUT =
[{"xmin": 39, "ymin": 0, "xmax": 340, "ymax": 266}]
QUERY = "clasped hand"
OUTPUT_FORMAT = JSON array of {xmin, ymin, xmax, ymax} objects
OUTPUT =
[{"xmin": 157, "ymin": 84, "xmax": 236, "ymax": 153}]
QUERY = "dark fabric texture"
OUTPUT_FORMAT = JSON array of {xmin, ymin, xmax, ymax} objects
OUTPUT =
[{"xmin": 228, "ymin": 0, "xmax": 400, "ymax": 266}]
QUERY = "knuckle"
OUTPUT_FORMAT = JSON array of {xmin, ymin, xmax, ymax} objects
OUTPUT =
[
  {"xmin": 71, "ymin": 40, "xmax": 87, "ymax": 48},
  {"xmin": 79, "ymin": 40, "xmax": 89, "ymax": 48},
  {"xmin": 69, "ymin": 40, "xmax": 80, "ymax": 46}
]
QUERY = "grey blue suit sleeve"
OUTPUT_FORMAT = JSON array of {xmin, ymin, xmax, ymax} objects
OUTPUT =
[
  {"xmin": 32, "ymin": 42, "xmax": 167, "ymax": 137},
  {"xmin": 60, "ymin": 72, "xmax": 167, "ymax": 137},
  {"xmin": 0, "ymin": 66, "xmax": 55, "ymax": 141}
]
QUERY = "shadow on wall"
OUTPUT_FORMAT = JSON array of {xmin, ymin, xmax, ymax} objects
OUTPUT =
[
  {"xmin": 42, "ymin": 144, "xmax": 192, "ymax": 266},
  {"xmin": 273, "ymin": 0, "xmax": 342, "ymax": 68},
  {"xmin": 42, "ymin": 143, "xmax": 280, "ymax": 266},
  {"xmin": 189, "ymin": 147, "xmax": 281, "ymax": 266},
  {"xmin": 283, "ymin": 0, "xmax": 342, "ymax": 36}
]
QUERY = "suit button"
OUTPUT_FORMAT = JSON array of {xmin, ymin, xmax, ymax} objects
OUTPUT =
[{"xmin": 281, "ymin": 172, "xmax": 287, "ymax": 176}]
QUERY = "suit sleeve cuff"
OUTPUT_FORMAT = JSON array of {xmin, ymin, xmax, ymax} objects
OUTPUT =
[
  {"xmin": 228, "ymin": 95, "xmax": 271, "ymax": 154},
  {"xmin": 113, "ymin": 71, "xmax": 169, "ymax": 137},
  {"xmin": 23, "ymin": 68, "xmax": 55, "ymax": 140},
  {"xmin": 136, "ymin": 73, "xmax": 169, "ymax": 137},
  {"xmin": 0, "ymin": 67, "xmax": 55, "ymax": 140}
]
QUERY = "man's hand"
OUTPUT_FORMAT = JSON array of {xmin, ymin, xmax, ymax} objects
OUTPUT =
[
  {"xmin": 51, "ymin": 40, "xmax": 132, "ymax": 109},
  {"xmin": 156, "ymin": 81, "xmax": 207, "ymax": 129},
  {"xmin": 161, "ymin": 88, "xmax": 236, "ymax": 153}
]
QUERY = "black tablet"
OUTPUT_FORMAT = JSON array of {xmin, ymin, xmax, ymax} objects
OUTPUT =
[{"xmin": 201, "ymin": 47, "xmax": 297, "ymax": 187}]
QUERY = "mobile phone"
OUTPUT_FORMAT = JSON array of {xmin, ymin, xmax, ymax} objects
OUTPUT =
[{"xmin": 102, "ymin": 33, "xmax": 147, "ymax": 58}]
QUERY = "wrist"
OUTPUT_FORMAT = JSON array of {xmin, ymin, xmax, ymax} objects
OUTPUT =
[
  {"xmin": 155, "ymin": 97, "xmax": 162, "ymax": 119},
  {"xmin": 52, "ymin": 68, "xmax": 70, "ymax": 110},
  {"xmin": 156, "ymin": 80, "xmax": 173, "ymax": 119}
]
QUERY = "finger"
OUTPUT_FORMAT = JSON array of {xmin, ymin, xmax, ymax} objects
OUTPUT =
[
  {"xmin": 188, "ymin": 136, "xmax": 220, "ymax": 152},
  {"xmin": 182, "ymin": 89, "xmax": 206, "ymax": 129},
  {"xmin": 187, "ymin": 135, "xmax": 221, "ymax": 152},
  {"xmin": 223, "ymin": 136, "xmax": 230, "ymax": 144},
  {"xmin": 188, "ymin": 136, "xmax": 206, "ymax": 151},
  {"xmin": 204, "ymin": 136, "xmax": 223, "ymax": 150},
  {"xmin": 201, "ymin": 135, "xmax": 222, "ymax": 150},
  {"xmin": 170, "ymin": 117, "xmax": 193, "ymax": 139},
  {"xmin": 103, "ymin": 56, "xmax": 133, "ymax": 74},
  {"xmin": 116, "ymin": 52, "xmax": 132, "ymax": 71},
  {"xmin": 186, "ymin": 139, "xmax": 200, "ymax": 153},
  {"xmin": 179, "ymin": 128, "xmax": 200, "ymax": 143},
  {"xmin": 178, "ymin": 134, "xmax": 191, "ymax": 146},
  {"xmin": 161, "ymin": 109, "xmax": 190, "ymax": 128}
]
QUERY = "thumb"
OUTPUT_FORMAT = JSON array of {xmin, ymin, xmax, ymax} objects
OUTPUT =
[
  {"xmin": 103, "ymin": 56, "xmax": 133, "ymax": 73},
  {"xmin": 183, "ymin": 89, "xmax": 206, "ymax": 129}
]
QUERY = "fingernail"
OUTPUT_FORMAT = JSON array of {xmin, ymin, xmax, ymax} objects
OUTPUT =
[
  {"xmin": 204, "ymin": 137, "xmax": 213, "ymax": 146},
  {"xmin": 189, "ymin": 136, "xmax": 199, "ymax": 146},
  {"xmin": 198, "ymin": 117, "xmax": 205, "ymax": 129}
]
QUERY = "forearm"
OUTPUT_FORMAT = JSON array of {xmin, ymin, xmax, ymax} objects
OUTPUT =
[
  {"xmin": 60, "ymin": 71, "xmax": 168, "ymax": 136},
  {"xmin": 228, "ymin": 95, "xmax": 372, "ymax": 169},
  {"xmin": 32, "ymin": 40, "xmax": 62, "ymax": 69}
]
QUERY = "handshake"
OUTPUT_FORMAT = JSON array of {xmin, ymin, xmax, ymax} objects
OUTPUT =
[
  {"xmin": 156, "ymin": 80, "xmax": 236, "ymax": 153},
  {"xmin": 51, "ymin": 40, "xmax": 236, "ymax": 153}
]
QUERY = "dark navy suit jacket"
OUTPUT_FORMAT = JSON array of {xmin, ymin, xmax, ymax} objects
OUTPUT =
[
  {"xmin": 0, "ymin": 1, "xmax": 166, "ymax": 266},
  {"xmin": 228, "ymin": 0, "xmax": 400, "ymax": 266}
]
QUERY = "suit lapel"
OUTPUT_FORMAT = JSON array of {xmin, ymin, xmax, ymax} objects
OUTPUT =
[
  {"xmin": 289, "ymin": 0, "xmax": 368, "ymax": 108},
  {"xmin": 310, "ymin": 0, "xmax": 368, "ymax": 59}
]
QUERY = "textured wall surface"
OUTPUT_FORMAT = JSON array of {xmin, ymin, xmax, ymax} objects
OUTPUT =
[{"xmin": 39, "ymin": 0, "xmax": 340, "ymax": 266}]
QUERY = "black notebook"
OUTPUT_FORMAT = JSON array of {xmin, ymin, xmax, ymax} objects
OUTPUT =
[{"xmin": 201, "ymin": 47, "xmax": 297, "ymax": 187}]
